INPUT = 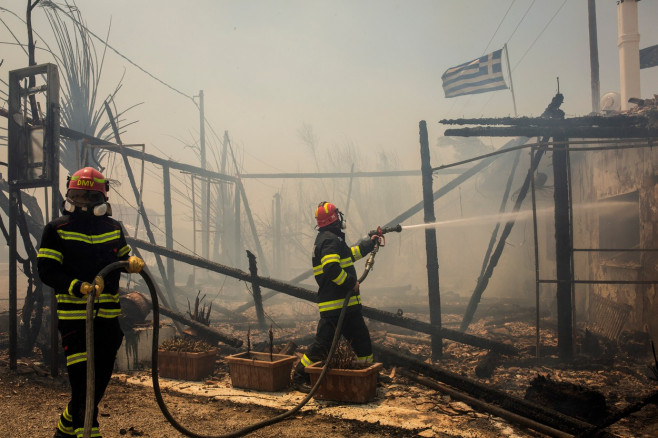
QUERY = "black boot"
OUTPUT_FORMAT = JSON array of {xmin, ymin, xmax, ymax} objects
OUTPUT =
[{"xmin": 291, "ymin": 370, "xmax": 311, "ymax": 393}]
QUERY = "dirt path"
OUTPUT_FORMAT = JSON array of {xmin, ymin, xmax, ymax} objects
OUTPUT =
[{"xmin": 0, "ymin": 368, "xmax": 421, "ymax": 438}]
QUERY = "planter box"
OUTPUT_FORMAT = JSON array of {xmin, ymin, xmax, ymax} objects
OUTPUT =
[
  {"xmin": 305, "ymin": 362, "xmax": 382, "ymax": 403},
  {"xmin": 158, "ymin": 349, "xmax": 217, "ymax": 381},
  {"xmin": 225, "ymin": 352, "xmax": 297, "ymax": 392}
]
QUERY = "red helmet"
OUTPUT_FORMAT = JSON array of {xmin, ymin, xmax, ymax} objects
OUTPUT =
[
  {"xmin": 67, "ymin": 167, "xmax": 108, "ymax": 198},
  {"xmin": 315, "ymin": 201, "xmax": 342, "ymax": 228}
]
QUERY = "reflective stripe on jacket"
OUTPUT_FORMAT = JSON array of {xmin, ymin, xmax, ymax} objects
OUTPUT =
[{"xmin": 37, "ymin": 212, "xmax": 131, "ymax": 321}]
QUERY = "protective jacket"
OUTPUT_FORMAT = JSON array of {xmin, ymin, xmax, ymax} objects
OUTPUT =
[
  {"xmin": 37, "ymin": 210, "xmax": 131, "ymax": 322},
  {"xmin": 312, "ymin": 226, "xmax": 375, "ymax": 318}
]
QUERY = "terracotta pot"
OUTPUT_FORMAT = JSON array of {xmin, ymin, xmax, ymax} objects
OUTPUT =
[
  {"xmin": 225, "ymin": 351, "xmax": 297, "ymax": 392},
  {"xmin": 157, "ymin": 349, "xmax": 217, "ymax": 381},
  {"xmin": 305, "ymin": 362, "xmax": 382, "ymax": 403}
]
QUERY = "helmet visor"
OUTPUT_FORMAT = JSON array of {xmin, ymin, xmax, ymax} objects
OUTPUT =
[{"xmin": 67, "ymin": 189, "xmax": 105, "ymax": 208}]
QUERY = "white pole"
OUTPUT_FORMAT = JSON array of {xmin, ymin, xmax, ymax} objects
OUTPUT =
[
  {"xmin": 617, "ymin": 0, "xmax": 641, "ymax": 111},
  {"xmin": 504, "ymin": 44, "xmax": 518, "ymax": 117}
]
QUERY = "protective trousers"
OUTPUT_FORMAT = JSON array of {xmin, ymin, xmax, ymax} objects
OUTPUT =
[
  {"xmin": 295, "ymin": 310, "xmax": 373, "ymax": 380},
  {"xmin": 56, "ymin": 318, "xmax": 123, "ymax": 437}
]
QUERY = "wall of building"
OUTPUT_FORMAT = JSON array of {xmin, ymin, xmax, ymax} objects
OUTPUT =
[{"xmin": 574, "ymin": 142, "xmax": 658, "ymax": 343}]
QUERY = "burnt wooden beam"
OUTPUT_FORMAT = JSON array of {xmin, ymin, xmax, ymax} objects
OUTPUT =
[
  {"xmin": 127, "ymin": 238, "xmax": 517, "ymax": 354},
  {"xmin": 419, "ymin": 120, "xmax": 442, "ymax": 359},
  {"xmin": 374, "ymin": 344, "xmax": 593, "ymax": 435},
  {"xmin": 460, "ymin": 142, "xmax": 547, "ymax": 331},
  {"xmin": 362, "ymin": 306, "xmax": 516, "ymax": 354},
  {"xmin": 162, "ymin": 164, "xmax": 175, "ymax": 292},
  {"xmin": 553, "ymin": 137, "xmax": 573, "ymax": 360},
  {"xmin": 246, "ymin": 250, "xmax": 266, "ymax": 328},
  {"xmin": 444, "ymin": 125, "xmax": 658, "ymax": 138},
  {"xmin": 440, "ymin": 114, "xmax": 647, "ymax": 127},
  {"xmin": 103, "ymin": 102, "xmax": 176, "ymax": 311}
]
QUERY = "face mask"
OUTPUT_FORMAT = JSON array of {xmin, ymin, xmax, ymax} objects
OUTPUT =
[
  {"xmin": 65, "ymin": 190, "xmax": 108, "ymax": 216},
  {"xmin": 337, "ymin": 210, "xmax": 346, "ymax": 229}
]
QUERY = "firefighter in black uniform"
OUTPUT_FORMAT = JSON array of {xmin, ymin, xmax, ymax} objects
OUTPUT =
[
  {"xmin": 37, "ymin": 167, "xmax": 145, "ymax": 438},
  {"xmin": 292, "ymin": 201, "xmax": 379, "ymax": 387}
]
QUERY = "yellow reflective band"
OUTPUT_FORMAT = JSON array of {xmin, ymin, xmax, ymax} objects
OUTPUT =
[
  {"xmin": 98, "ymin": 296, "xmax": 120, "ymax": 303},
  {"xmin": 313, "ymin": 265, "xmax": 323, "ymax": 276},
  {"xmin": 75, "ymin": 426, "xmax": 101, "ymax": 437},
  {"xmin": 318, "ymin": 295, "xmax": 361, "ymax": 312},
  {"xmin": 351, "ymin": 246, "xmax": 363, "ymax": 260},
  {"xmin": 301, "ymin": 354, "xmax": 313, "ymax": 367},
  {"xmin": 96, "ymin": 308, "xmax": 121, "ymax": 318},
  {"xmin": 67, "ymin": 280, "xmax": 79, "ymax": 296},
  {"xmin": 63, "ymin": 406, "xmax": 72, "ymax": 422},
  {"xmin": 332, "ymin": 270, "xmax": 347, "ymax": 285},
  {"xmin": 57, "ymin": 310, "xmax": 88, "ymax": 320},
  {"xmin": 67, "ymin": 352, "xmax": 87, "ymax": 366},
  {"xmin": 320, "ymin": 254, "xmax": 340, "ymax": 266},
  {"xmin": 69, "ymin": 175, "xmax": 105, "ymax": 184},
  {"xmin": 57, "ymin": 294, "xmax": 87, "ymax": 304},
  {"xmin": 57, "ymin": 421, "xmax": 74, "ymax": 435},
  {"xmin": 37, "ymin": 248, "xmax": 63, "ymax": 263},
  {"xmin": 355, "ymin": 354, "xmax": 374, "ymax": 363},
  {"xmin": 57, "ymin": 229, "xmax": 121, "ymax": 244},
  {"xmin": 118, "ymin": 244, "xmax": 131, "ymax": 257},
  {"xmin": 339, "ymin": 257, "xmax": 353, "ymax": 268}
]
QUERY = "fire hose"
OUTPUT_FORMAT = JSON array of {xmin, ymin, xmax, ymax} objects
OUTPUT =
[{"xmin": 82, "ymin": 224, "xmax": 401, "ymax": 438}]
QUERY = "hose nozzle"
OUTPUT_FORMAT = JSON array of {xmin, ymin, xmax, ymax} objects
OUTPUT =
[{"xmin": 368, "ymin": 224, "xmax": 402, "ymax": 237}]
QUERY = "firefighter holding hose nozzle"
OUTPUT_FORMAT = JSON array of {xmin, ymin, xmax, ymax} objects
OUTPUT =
[
  {"xmin": 292, "ymin": 201, "xmax": 382, "ymax": 391},
  {"xmin": 37, "ymin": 167, "xmax": 145, "ymax": 438}
]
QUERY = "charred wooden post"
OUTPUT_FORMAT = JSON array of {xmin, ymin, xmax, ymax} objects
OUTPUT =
[
  {"xmin": 419, "ymin": 120, "xmax": 442, "ymax": 359},
  {"xmin": 234, "ymin": 185, "xmax": 241, "ymax": 267},
  {"xmin": 163, "ymin": 164, "xmax": 175, "ymax": 292},
  {"xmin": 374, "ymin": 344, "xmax": 593, "ymax": 435},
  {"xmin": 246, "ymin": 250, "xmax": 266, "ymax": 328},
  {"xmin": 553, "ymin": 136, "xmax": 574, "ymax": 360},
  {"xmin": 272, "ymin": 193, "xmax": 281, "ymax": 274}
]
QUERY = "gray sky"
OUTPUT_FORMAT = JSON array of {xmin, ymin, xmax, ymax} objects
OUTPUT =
[{"xmin": 3, "ymin": 0, "xmax": 658, "ymax": 174}]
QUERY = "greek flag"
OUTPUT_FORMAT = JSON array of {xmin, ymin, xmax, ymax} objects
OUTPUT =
[{"xmin": 441, "ymin": 49, "xmax": 508, "ymax": 98}]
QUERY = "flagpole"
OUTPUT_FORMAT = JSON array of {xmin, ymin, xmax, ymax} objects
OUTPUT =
[{"xmin": 504, "ymin": 43, "xmax": 518, "ymax": 117}]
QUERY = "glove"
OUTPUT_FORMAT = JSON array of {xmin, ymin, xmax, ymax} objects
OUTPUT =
[
  {"xmin": 359, "ymin": 236, "xmax": 377, "ymax": 253},
  {"xmin": 79, "ymin": 276, "xmax": 104, "ymax": 297},
  {"xmin": 126, "ymin": 256, "xmax": 145, "ymax": 273}
]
